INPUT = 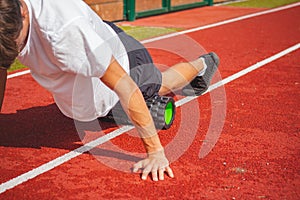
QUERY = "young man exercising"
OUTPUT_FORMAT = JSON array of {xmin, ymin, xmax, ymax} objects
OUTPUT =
[{"xmin": 0, "ymin": 0, "xmax": 219, "ymax": 181}]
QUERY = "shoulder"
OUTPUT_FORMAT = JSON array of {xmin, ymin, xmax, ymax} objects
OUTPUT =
[
  {"xmin": 29, "ymin": 0, "xmax": 91, "ymax": 33},
  {"xmin": 29, "ymin": 0, "xmax": 88, "ymax": 14}
]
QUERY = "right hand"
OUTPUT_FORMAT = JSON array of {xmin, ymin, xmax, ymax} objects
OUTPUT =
[{"xmin": 133, "ymin": 149, "xmax": 174, "ymax": 181}]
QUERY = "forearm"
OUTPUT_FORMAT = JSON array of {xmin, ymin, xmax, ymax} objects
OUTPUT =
[
  {"xmin": 101, "ymin": 58, "xmax": 173, "ymax": 181},
  {"xmin": 117, "ymin": 78, "xmax": 163, "ymax": 153},
  {"xmin": 0, "ymin": 68, "xmax": 7, "ymax": 112},
  {"xmin": 100, "ymin": 58, "xmax": 163, "ymax": 153}
]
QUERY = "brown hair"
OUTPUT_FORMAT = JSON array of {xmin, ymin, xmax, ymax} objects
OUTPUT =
[{"xmin": 0, "ymin": 0, "xmax": 23, "ymax": 69}]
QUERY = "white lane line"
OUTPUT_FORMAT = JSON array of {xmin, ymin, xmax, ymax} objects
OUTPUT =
[
  {"xmin": 7, "ymin": 70, "xmax": 30, "ymax": 79},
  {"xmin": 0, "ymin": 126, "xmax": 134, "ymax": 194},
  {"xmin": 1, "ymin": 43, "xmax": 299, "ymax": 194},
  {"xmin": 7, "ymin": 2, "xmax": 300, "ymax": 80},
  {"xmin": 176, "ymin": 43, "xmax": 300, "ymax": 107},
  {"xmin": 141, "ymin": 2, "xmax": 300, "ymax": 44}
]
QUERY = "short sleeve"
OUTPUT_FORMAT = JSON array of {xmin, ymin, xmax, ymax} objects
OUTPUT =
[{"xmin": 53, "ymin": 17, "xmax": 113, "ymax": 78}]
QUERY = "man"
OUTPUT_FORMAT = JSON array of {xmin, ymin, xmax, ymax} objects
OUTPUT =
[{"xmin": 0, "ymin": 0, "xmax": 219, "ymax": 181}]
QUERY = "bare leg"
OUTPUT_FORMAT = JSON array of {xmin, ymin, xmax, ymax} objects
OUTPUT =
[{"xmin": 158, "ymin": 58, "xmax": 204, "ymax": 96}]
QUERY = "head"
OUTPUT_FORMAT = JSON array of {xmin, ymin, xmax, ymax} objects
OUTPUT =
[{"xmin": 0, "ymin": 0, "xmax": 23, "ymax": 69}]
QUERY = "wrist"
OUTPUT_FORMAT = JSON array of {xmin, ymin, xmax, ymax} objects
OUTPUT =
[
  {"xmin": 145, "ymin": 145, "xmax": 164, "ymax": 154},
  {"xmin": 142, "ymin": 134, "xmax": 164, "ymax": 153},
  {"xmin": 147, "ymin": 148, "xmax": 165, "ymax": 157}
]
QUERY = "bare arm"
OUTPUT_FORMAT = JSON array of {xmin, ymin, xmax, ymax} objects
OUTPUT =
[
  {"xmin": 0, "ymin": 68, "xmax": 7, "ymax": 112},
  {"xmin": 100, "ymin": 58, "xmax": 162, "ymax": 152},
  {"xmin": 100, "ymin": 57, "xmax": 174, "ymax": 181}
]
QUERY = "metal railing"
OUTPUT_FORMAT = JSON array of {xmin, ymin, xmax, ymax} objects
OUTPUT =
[{"xmin": 124, "ymin": 0, "xmax": 214, "ymax": 21}]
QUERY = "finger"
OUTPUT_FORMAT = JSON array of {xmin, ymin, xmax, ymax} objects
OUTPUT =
[
  {"xmin": 141, "ymin": 164, "xmax": 152, "ymax": 180},
  {"xmin": 152, "ymin": 170, "xmax": 158, "ymax": 182},
  {"xmin": 158, "ymin": 168, "xmax": 165, "ymax": 181},
  {"xmin": 141, "ymin": 170, "xmax": 150, "ymax": 180},
  {"xmin": 132, "ymin": 161, "xmax": 143, "ymax": 173},
  {"xmin": 151, "ymin": 164, "xmax": 159, "ymax": 182},
  {"xmin": 166, "ymin": 166, "xmax": 174, "ymax": 178}
]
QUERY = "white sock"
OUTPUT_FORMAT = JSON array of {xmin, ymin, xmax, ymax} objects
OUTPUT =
[{"xmin": 198, "ymin": 57, "xmax": 207, "ymax": 76}]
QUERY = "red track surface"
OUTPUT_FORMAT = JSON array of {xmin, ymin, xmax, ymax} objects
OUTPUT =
[{"xmin": 1, "ymin": 4, "xmax": 300, "ymax": 200}]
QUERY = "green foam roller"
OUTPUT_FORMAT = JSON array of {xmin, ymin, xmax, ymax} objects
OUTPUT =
[{"xmin": 101, "ymin": 95, "xmax": 176, "ymax": 130}]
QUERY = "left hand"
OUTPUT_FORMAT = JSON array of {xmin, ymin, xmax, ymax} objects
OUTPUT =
[{"xmin": 133, "ymin": 149, "xmax": 174, "ymax": 181}]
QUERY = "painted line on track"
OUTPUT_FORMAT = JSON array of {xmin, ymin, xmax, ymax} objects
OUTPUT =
[
  {"xmin": 1, "ymin": 42, "xmax": 299, "ymax": 194},
  {"xmin": 7, "ymin": 2, "xmax": 300, "ymax": 80},
  {"xmin": 141, "ymin": 2, "xmax": 300, "ymax": 43},
  {"xmin": 176, "ymin": 43, "xmax": 300, "ymax": 107}
]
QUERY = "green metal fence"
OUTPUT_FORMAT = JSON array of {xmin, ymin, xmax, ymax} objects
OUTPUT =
[{"xmin": 124, "ymin": 0, "xmax": 214, "ymax": 21}]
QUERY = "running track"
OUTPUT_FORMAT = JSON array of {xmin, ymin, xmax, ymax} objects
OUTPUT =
[{"xmin": 0, "ymin": 3, "xmax": 299, "ymax": 199}]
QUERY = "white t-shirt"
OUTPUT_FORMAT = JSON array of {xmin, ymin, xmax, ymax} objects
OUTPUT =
[{"xmin": 18, "ymin": 0, "xmax": 129, "ymax": 121}]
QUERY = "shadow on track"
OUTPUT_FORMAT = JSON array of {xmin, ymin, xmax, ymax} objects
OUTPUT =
[{"xmin": 0, "ymin": 104, "xmax": 141, "ymax": 163}]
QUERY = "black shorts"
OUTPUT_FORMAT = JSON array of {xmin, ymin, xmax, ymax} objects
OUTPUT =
[{"xmin": 104, "ymin": 21, "xmax": 162, "ymax": 100}]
